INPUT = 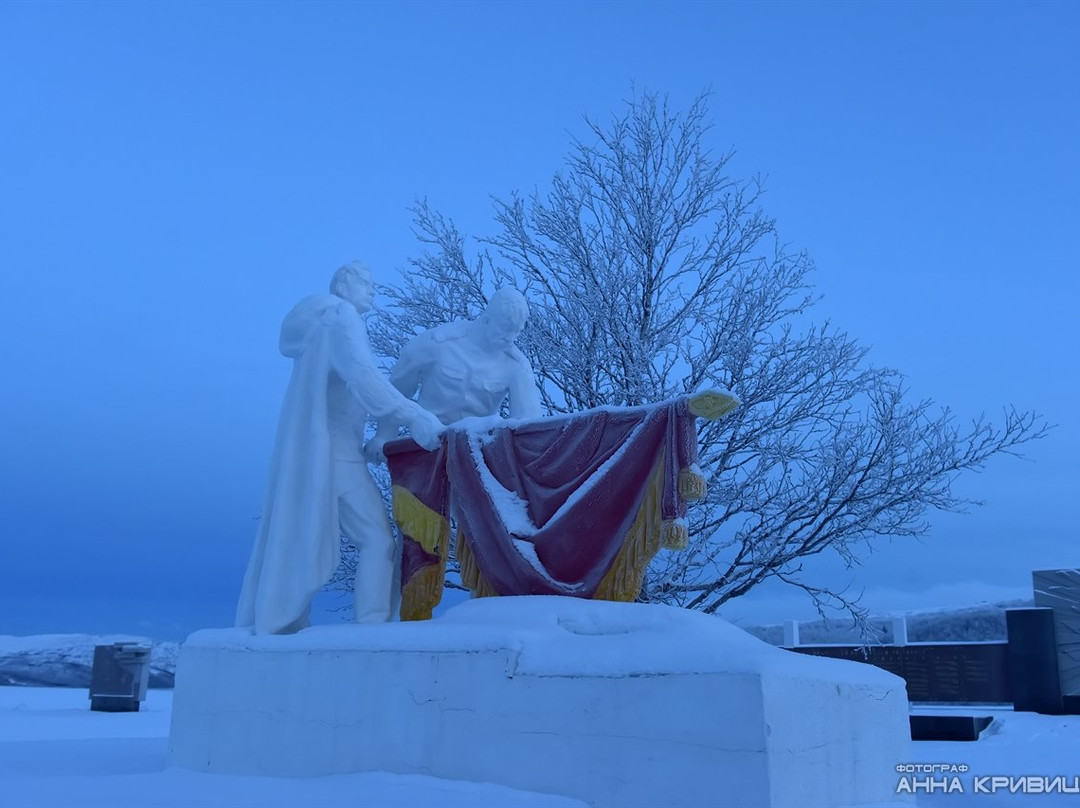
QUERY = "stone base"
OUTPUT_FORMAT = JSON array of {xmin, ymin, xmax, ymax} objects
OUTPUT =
[{"xmin": 170, "ymin": 597, "xmax": 910, "ymax": 808}]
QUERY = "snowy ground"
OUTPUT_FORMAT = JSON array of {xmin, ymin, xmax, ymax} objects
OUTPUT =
[
  {"xmin": 0, "ymin": 687, "xmax": 584, "ymax": 808},
  {"xmin": 2, "ymin": 687, "xmax": 1077, "ymax": 807},
  {"xmin": 906, "ymin": 705, "xmax": 1080, "ymax": 807}
]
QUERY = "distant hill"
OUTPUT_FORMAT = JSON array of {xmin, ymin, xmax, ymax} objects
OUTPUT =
[
  {"xmin": 0, "ymin": 634, "xmax": 179, "ymax": 688},
  {"xmin": 744, "ymin": 599, "xmax": 1035, "ymax": 646}
]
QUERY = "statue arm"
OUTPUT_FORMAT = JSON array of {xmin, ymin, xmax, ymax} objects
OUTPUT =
[
  {"xmin": 508, "ymin": 356, "xmax": 544, "ymax": 419},
  {"xmin": 328, "ymin": 316, "xmax": 443, "ymax": 451},
  {"xmin": 367, "ymin": 332, "xmax": 438, "ymax": 460},
  {"xmin": 386, "ymin": 333, "xmax": 429, "ymax": 401}
]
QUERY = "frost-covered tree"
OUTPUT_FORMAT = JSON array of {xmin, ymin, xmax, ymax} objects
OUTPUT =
[{"xmin": 363, "ymin": 90, "xmax": 1047, "ymax": 620}]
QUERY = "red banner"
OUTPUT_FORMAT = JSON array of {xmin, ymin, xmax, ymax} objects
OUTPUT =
[{"xmin": 388, "ymin": 392, "xmax": 736, "ymax": 620}]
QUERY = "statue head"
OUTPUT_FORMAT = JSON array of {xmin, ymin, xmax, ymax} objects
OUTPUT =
[
  {"xmin": 330, "ymin": 260, "xmax": 375, "ymax": 314},
  {"xmin": 479, "ymin": 287, "xmax": 529, "ymax": 352}
]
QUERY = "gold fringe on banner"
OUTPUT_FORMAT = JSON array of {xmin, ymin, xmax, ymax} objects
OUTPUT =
[
  {"xmin": 678, "ymin": 468, "xmax": 707, "ymax": 501},
  {"xmin": 392, "ymin": 485, "xmax": 449, "ymax": 556},
  {"xmin": 593, "ymin": 453, "xmax": 668, "ymax": 603},
  {"xmin": 456, "ymin": 530, "xmax": 500, "ymax": 599},
  {"xmin": 400, "ymin": 563, "xmax": 444, "ymax": 621},
  {"xmin": 392, "ymin": 485, "xmax": 451, "ymax": 621}
]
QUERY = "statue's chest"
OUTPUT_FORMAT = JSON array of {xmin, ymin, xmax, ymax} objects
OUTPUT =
[{"xmin": 438, "ymin": 342, "xmax": 510, "ymax": 399}]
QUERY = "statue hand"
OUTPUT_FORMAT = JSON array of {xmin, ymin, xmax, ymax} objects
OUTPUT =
[
  {"xmin": 363, "ymin": 438, "xmax": 388, "ymax": 464},
  {"xmin": 410, "ymin": 411, "xmax": 445, "ymax": 452}
]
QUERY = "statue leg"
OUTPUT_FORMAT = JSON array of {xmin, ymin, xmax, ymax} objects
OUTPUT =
[{"xmin": 339, "ymin": 475, "xmax": 397, "ymax": 624}]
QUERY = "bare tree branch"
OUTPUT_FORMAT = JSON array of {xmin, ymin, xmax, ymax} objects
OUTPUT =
[{"xmin": 343, "ymin": 89, "xmax": 1050, "ymax": 624}]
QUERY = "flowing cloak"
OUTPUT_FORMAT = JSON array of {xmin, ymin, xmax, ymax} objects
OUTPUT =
[{"xmin": 234, "ymin": 295, "xmax": 353, "ymax": 635}]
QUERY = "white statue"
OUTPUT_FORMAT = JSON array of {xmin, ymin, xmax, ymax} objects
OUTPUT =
[
  {"xmin": 366, "ymin": 287, "xmax": 543, "ymax": 461},
  {"xmin": 236, "ymin": 261, "xmax": 445, "ymax": 635}
]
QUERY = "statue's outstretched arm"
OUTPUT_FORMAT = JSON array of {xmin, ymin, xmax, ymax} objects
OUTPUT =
[
  {"xmin": 366, "ymin": 333, "xmax": 436, "ymax": 461},
  {"xmin": 328, "ymin": 315, "xmax": 442, "ymax": 451}
]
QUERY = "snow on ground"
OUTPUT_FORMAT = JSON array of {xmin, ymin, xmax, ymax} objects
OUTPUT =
[
  {"xmin": 908, "ymin": 705, "xmax": 1080, "ymax": 807},
  {"xmin": 0, "ymin": 687, "xmax": 584, "ymax": 808}
]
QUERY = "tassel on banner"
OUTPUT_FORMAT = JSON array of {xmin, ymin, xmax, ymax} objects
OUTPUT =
[
  {"xmin": 660, "ymin": 520, "xmax": 689, "ymax": 551},
  {"xmin": 687, "ymin": 389, "xmax": 740, "ymax": 421},
  {"xmin": 678, "ymin": 468, "xmax": 707, "ymax": 501}
]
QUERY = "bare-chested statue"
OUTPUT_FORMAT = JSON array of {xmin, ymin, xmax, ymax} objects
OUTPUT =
[{"xmin": 366, "ymin": 287, "xmax": 543, "ymax": 461}]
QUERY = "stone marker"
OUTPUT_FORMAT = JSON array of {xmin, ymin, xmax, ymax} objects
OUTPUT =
[
  {"xmin": 1006, "ymin": 607, "xmax": 1063, "ymax": 714},
  {"xmin": 89, "ymin": 642, "xmax": 152, "ymax": 712}
]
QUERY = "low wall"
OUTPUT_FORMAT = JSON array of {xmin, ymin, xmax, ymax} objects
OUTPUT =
[{"xmin": 791, "ymin": 642, "xmax": 1011, "ymax": 703}]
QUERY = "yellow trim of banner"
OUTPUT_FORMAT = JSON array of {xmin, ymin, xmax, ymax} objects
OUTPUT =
[
  {"xmin": 392, "ymin": 485, "xmax": 449, "ymax": 557},
  {"xmin": 593, "ymin": 452, "xmax": 668, "ymax": 603},
  {"xmin": 400, "ymin": 563, "xmax": 444, "ymax": 621},
  {"xmin": 392, "ymin": 485, "xmax": 450, "ymax": 621},
  {"xmin": 456, "ymin": 530, "xmax": 500, "ymax": 599}
]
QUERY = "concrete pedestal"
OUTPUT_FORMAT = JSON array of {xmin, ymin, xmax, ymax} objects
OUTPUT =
[{"xmin": 170, "ymin": 597, "xmax": 910, "ymax": 808}]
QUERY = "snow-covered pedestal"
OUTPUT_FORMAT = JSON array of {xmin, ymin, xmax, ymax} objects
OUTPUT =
[{"xmin": 170, "ymin": 598, "xmax": 910, "ymax": 808}]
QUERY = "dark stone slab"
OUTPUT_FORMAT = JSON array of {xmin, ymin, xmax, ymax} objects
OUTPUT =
[
  {"xmin": 1006, "ymin": 608, "xmax": 1064, "ymax": 714},
  {"xmin": 89, "ymin": 643, "xmax": 152, "ymax": 712},
  {"xmin": 909, "ymin": 714, "xmax": 994, "ymax": 742}
]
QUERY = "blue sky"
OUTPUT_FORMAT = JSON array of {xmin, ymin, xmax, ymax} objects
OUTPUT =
[{"xmin": 1, "ymin": 1, "xmax": 1077, "ymax": 639}]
